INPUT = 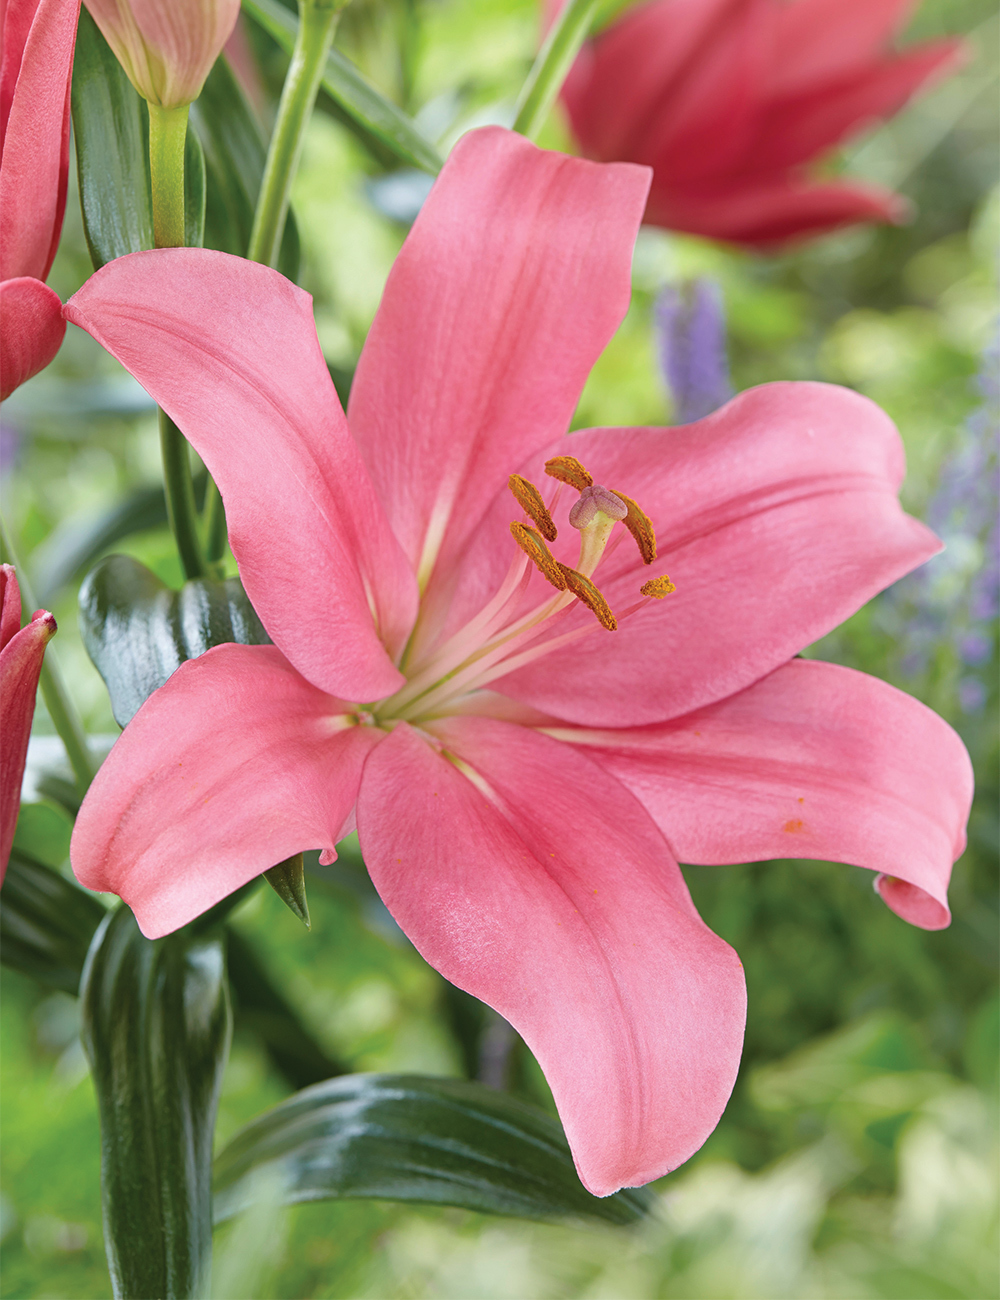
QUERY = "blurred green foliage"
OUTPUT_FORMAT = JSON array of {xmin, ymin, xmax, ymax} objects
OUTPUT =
[{"xmin": 1, "ymin": 0, "xmax": 997, "ymax": 1294}]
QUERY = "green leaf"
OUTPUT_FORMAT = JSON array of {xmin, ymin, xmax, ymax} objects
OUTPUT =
[
  {"xmin": 82, "ymin": 906, "xmax": 231, "ymax": 1299},
  {"xmin": 191, "ymin": 54, "xmax": 300, "ymax": 280},
  {"xmin": 72, "ymin": 11, "xmax": 211, "ymax": 268},
  {"xmin": 0, "ymin": 852, "xmax": 107, "ymax": 994},
  {"xmin": 242, "ymin": 0, "xmax": 443, "ymax": 176},
  {"xmin": 263, "ymin": 853, "xmax": 310, "ymax": 928},
  {"xmin": 72, "ymin": 8, "xmax": 153, "ymax": 268},
  {"xmin": 79, "ymin": 555, "xmax": 269, "ymax": 728},
  {"xmin": 213, "ymin": 1074, "xmax": 654, "ymax": 1225}
]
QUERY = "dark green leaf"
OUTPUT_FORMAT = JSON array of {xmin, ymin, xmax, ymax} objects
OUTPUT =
[
  {"xmin": 82, "ymin": 906, "xmax": 231, "ymax": 1300},
  {"xmin": 72, "ymin": 8, "xmax": 153, "ymax": 268},
  {"xmin": 191, "ymin": 54, "xmax": 300, "ymax": 280},
  {"xmin": 242, "ymin": 0, "xmax": 443, "ymax": 175},
  {"xmin": 214, "ymin": 1074, "xmax": 654, "ymax": 1225},
  {"xmin": 263, "ymin": 853, "xmax": 310, "ymax": 928},
  {"xmin": 73, "ymin": 11, "xmax": 212, "ymax": 268},
  {"xmin": 226, "ymin": 927, "xmax": 346, "ymax": 1089},
  {"xmin": 79, "ymin": 555, "xmax": 269, "ymax": 728},
  {"xmin": 0, "ymin": 852, "xmax": 107, "ymax": 995}
]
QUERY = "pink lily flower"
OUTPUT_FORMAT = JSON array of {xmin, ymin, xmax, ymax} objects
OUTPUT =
[
  {"xmin": 1, "ymin": 566, "xmax": 57, "ymax": 877},
  {"xmin": 0, "ymin": 0, "xmax": 81, "ymax": 400},
  {"xmin": 552, "ymin": 0, "xmax": 963, "ymax": 246},
  {"xmin": 64, "ymin": 128, "xmax": 972, "ymax": 1195}
]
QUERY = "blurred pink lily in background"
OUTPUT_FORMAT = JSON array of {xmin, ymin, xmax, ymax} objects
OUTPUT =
[
  {"xmin": 553, "ymin": 0, "xmax": 963, "ymax": 245},
  {"xmin": 0, "ymin": 0, "xmax": 81, "ymax": 400},
  {"xmin": 64, "ymin": 128, "xmax": 972, "ymax": 1195},
  {"xmin": 1, "ymin": 566, "xmax": 56, "ymax": 877}
]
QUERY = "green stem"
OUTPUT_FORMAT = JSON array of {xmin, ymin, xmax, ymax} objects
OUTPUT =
[
  {"xmin": 148, "ymin": 101, "xmax": 208, "ymax": 581},
  {"xmin": 202, "ymin": 479, "xmax": 228, "ymax": 566},
  {"xmin": 148, "ymin": 102, "xmax": 190, "ymax": 249},
  {"xmin": 248, "ymin": 0, "xmax": 342, "ymax": 268},
  {"xmin": 160, "ymin": 410, "xmax": 206, "ymax": 581},
  {"xmin": 512, "ymin": 0, "xmax": 599, "ymax": 141},
  {"xmin": 0, "ymin": 519, "xmax": 95, "ymax": 796}
]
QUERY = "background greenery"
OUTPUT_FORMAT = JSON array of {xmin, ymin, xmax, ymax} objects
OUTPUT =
[{"xmin": 1, "ymin": 0, "xmax": 997, "ymax": 1295}]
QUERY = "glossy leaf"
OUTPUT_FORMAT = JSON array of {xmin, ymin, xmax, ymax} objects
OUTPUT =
[
  {"xmin": 190, "ymin": 55, "xmax": 300, "ymax": 280},
  {"xmin": 214, "ymin": 1074, "xmax": 654, "ymax": 1225},
  {"xmin": 0, "ymin": 851, "xmax": 106, "ymax": 994},
  {"xmin": 82, "ymin": 905, "xmax": 231, "ymax": 1300},
  {"xmin": 72, "ymin": 8, "xmax": 153, "ymax": 267},
  {"xmin": 72, "ymin": 11, "xmax": 206, "ymax": 267},
  {"xmin": 79, "ymin": 555, "xmax": 269, "ymax": 728},
  {"xmin": 242, "ymin": 0, "xmax": 443, "ymax": 175}
]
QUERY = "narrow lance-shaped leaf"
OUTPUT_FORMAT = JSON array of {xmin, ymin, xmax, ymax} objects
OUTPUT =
[
  {"xmin": 214, "ymin": 1074, "xmax": 654, "ymax": 1226},
  {"xmin": 72, "ymin": 11, "xmax": 206, "ymax": 267},
  {"xmin": 82, "ymin": 906, "xmax": 231, "ymax": 1300},
  {"xmin": 79, "ymin": 555, "xmax": 269, "ymax": 728},
  {"xmin": 242, "ymin": 0, "xmax": 443, "ymax": 175},
  {"xmin": 0, "ymin": 852, "xmax": 107, "ymax": 994}
]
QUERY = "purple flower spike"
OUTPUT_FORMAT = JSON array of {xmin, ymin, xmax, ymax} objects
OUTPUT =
[{"xmin": 655, "ymin": 278, "xmax": 733, "ymax": 425}]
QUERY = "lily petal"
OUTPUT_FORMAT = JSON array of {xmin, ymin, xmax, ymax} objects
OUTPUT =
[
  {"xmin": 0, "ymin": 276, "xmax": 65, "ymax": 399},
  {"xmin": 348, "ymin": 126, "xmax": 649, "ymax": 595},
  {"xmin": 64, "ymin": 250, "xmax": 418, "ymax": 701},
  {"xmin": 551, "ymin": 659, "xmax": 972, "ymax": 932},
  {"xmin": 1, "ymin": 567, "xmax": 56, "ymax": 876},
  {"xmin": 70, "ymin": 644, "xmax": 382, "ymax": 937},
  {"xmin": 0, "ymin": 0, "xmax": 79, "ymax": 282},
  {"xmin": 356, "ymin": 717, "xmax": 746, "ymax": 1196},
  {"xmin": 492, "ymin": 382, "xmax": 939, "ymax": 726},
  {"xmin": 645, "ymin": 177, "xmax": 904, "ymax": 246}
]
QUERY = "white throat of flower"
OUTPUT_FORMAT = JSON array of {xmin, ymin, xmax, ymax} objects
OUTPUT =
[{"xmin": 373, "ymin": 456, "xmax": 675, "ymax": 726}]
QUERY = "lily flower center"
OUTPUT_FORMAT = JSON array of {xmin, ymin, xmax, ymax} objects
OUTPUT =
[{"xmin": 372, "ymin": 457, "xmax": 675, "ymax": 726}]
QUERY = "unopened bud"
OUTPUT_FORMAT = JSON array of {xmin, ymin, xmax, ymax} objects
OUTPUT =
[{"xmin": 84, "ymin": 0, "xmax": 241, "ymax": 107}]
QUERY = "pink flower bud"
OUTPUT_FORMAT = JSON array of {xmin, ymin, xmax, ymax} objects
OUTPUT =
[
  {"xmin": 83, "ymin": 0, "xmax": 241, "ymax": 107},
  {"xmin": 0, "ymin": 566, "xmax": 56, "ymax": 878}
]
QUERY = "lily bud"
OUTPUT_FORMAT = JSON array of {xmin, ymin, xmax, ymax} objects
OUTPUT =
[
  {"xmin": 83, "ymin": 0, "xmax": 241, "ymax": 107},
  {"xmin": 0, "ymin": 567, "xmax": 57, "ymax": 879}
]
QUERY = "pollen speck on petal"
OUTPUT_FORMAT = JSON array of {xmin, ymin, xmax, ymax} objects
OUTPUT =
[
  {"xmin": 544, "ymin": 455, "xmax": 593, "ymax": 490},
  {"xmin": 641, "ymin": 574, "xmax": 676, "ymax": 598}
]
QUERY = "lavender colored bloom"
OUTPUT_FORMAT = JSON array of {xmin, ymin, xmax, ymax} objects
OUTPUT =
[
  {"xmin": 880, "ymin": 336, "xmax": 999, "ymax": 712},
  {"xmin": 655, "ymin": 279, "xmax": 733, "ymax": 424}
]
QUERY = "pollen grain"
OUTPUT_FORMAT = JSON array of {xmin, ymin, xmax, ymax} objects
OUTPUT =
[
  {"xmin": 557, "ymin": 563, "xmax": 617, "ymax": 630},
  {"xmin": 544, "ymin": 455, "xmax": 593, "ymax": 490},
  {"xmin": 611, "ymin": 489, "xmax": 657, "ymax": 564},
  {"xmin": 509, "ymin": 522, "xmax": 567, "ymax": 589},
  {"xmin": 508, "ymin": 474, "xmax": 557, "ymax": 541}
]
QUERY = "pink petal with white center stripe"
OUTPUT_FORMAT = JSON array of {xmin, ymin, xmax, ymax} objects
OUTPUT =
[
  {"xmin": 71, "ymin": 644, "xmax": 383, "ymax": 937},
  {"xmin": 348, "ymin": 126, "xmax": 649, "ymax": 595},
  {"xmin": 356, "ymin": 717, "xmax": 746, "ymax": 1195},
  {"xmin": 552, "ymin": 658, "xmax": 972, "ymax": 931},
  {"xmin": 64, "ymin": 250, "xmax": 418, "ymax": 702}
]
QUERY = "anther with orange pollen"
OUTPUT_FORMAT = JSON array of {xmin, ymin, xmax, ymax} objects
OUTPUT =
[{"xmin": 507, "ymin": 456, "xmax": 675, "ymax": 630}]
